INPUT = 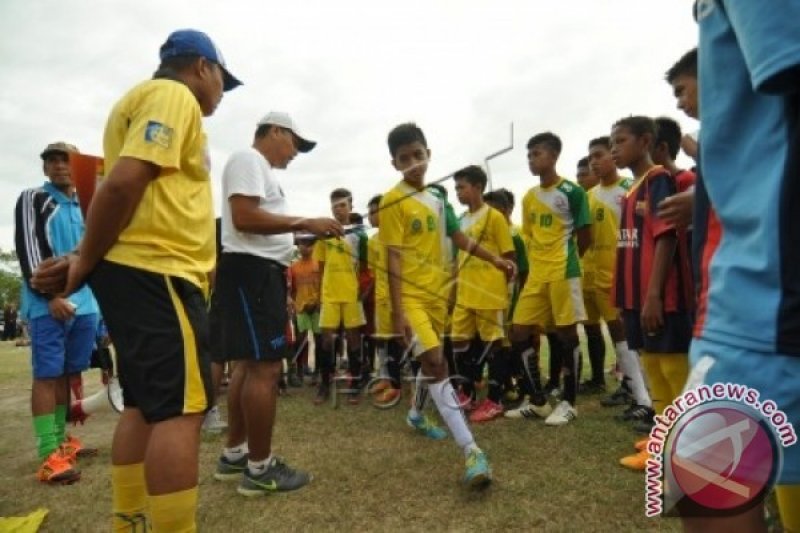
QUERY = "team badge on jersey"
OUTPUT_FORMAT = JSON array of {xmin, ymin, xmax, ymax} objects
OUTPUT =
[{"xmin": 144, "ymin": 121, "xmax": 174, "ymax": 148}]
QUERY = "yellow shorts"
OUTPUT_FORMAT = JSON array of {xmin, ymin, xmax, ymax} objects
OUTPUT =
[
  {"xmin": 319, "ymin": 301, "xmax": 366, "ymax": 330},
  {"xmin": 513, "ymin": 277, "xmax": 586, "ymax": 328},
  {"xmin": 374, "ymin": 302, "xmax": 395, "ymax": 339},
  {"xmin": 404, "ymin": 299, "xmax": 447, "ymax": 358},
  {"xmin": 450, "ymin": 307, "xmax": 505, "ymax": 342},
  {"xmin": 583, "ymin": 286, "xmax": 619, "ymax": 324}
]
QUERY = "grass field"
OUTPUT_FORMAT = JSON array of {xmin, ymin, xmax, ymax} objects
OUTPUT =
[{"xmin": 0, "ymin": 340, "xmax": 682, "ymax": 532}]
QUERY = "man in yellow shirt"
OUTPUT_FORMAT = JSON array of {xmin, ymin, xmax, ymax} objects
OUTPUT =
[
  {"xmin": 450, "ymin": 166, "xmax": 515, "ymax": 423},
  {"xmin": 381, "ymin": 123, "xmax": 514, "ymax": 488},
  {"xmin": 506, "ymin": 132, "xmax": 592, "ymax": 426},
  {"xmin": 313, "ymin": 188, "xmax": 368, "ymax": 404},
  {"xmin": 34, "ymin": 29, "xmax": 241, "ymax": 532}
]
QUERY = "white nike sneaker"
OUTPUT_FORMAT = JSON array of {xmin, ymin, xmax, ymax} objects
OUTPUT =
[{"xmin": 202, "ymin": 405, "xmax": 228, "ymax": 433}]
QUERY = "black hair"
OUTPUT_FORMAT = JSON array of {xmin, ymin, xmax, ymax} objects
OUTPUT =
[
  {"xmin": 666, "ymin": 48, "xmax": 698, "ymax": 83},
  {"xmin": 330, "ymin": 188, "xmax": 352, "ymax": 201},
  {"xmin": 153, "ymin": 54, "xmax": 202, "ymax": 82},
  {"xmin": 349, "ymin": 212, "xmax": 363, "ymax": 224},
  {"xmin": 655, "ymin": 116, "xmax": 682, "ymax": 160},
  {"xmin": 483, "ymin": 190, "xmax": 510, "ymax": 211},
  {"xmin": 453, "ymin": 165, "xmax": 487, "ymax": 191},
  {"xmin": 367, "ymin": 194, "xmax": 383, "ymax": 208},
  {"xmin": 577, "ymin": 156, "xmax": 589, "ymax": 169},
  {"xmin": 387, "ymin": 122, "xmax": 427, "ymax": 157},
  {"xmin": 588, "ymin": 136, "xmax": 611, "ymax": 150},
  {"xmin": 613, "ymin": 116, "xmax": 657, "ymax": 140},
  {"xmin": 495, "ymin": 187, "xmax": 514, "ymax": 207},
  {"xmin": 254, "ymin": 124, "xmax": 277, "ymax": 139},
  {"xmin": 526, "ymin": 132, "xmax": 562, "ymax": 154}
]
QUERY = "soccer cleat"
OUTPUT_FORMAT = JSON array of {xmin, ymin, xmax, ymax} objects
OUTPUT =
[
  {"xmin": 633, "ymin": 418, "xmax": 655, "ymax": 434},
  {"xmin": 544, "ymin": 400, "xmax": 577, "ymax": 426},
  {"xmin": 463, "ymin": 449, "xmax": 492, "ymax": 489},
  {"xmin": 374, "ymin": 387, "xmax": 401, "ymax": 409},
  {"xmin": 619, "ymin": 449, "xmax": 649, "ymax": 471},
  {"xmin": 406, "ymin": 413, "xmax": 448, "ymax": 440},
  {"xmin": 469, "ymin": 399, "xmax": 504, "ymax": 423},
  {"xmin": 37, "ymin": 450, "xmax": 81, "ymax": 484},
  {"xmin": 202, "ymin": 406, "xmax": 228, "ymax": 434},
  {"xmin": 600, "ymin": 384, "xmax": 632, "ymax": 407},
  {"xmin": 313, "ymin": 385, "xmax": 329, "ymax": 406},
  {"xmin": 634, "ymin": 438, "xmax": 649, "ymax": 451},
  {"xmin": 503, "ymin": 389, "xmax": 520, "ymax": 403},
  {"xmin": 237, "ymin": 457, "xmax": 312, "ymax": 496},
  {"xmin": 456, "ymin": 391, "xmax": 475, "ymax": 411},
  {"xmin": 60, "ymin": 434, "xmax": 98, "ymax": 463},
  {"xmin": 504, "ymin": 398, "xmax": 552, "ymax": 419},
  {"xmin": 287, "ymin": 373, "xmax": 303, "ymax": 388},
  {"xmin": 578, "ymin": 379, "xmax": 606, "ymax": 394},
  {"xmin": 214, "ymin": 453, "xmax": 248, "ymax": 481},
  {"xmin": 616, "ymin": 404, "xmax": 655, "ymax": 423},
  {"xmin": 369, "ymin": 379, "xmax": 391, "ymax": 395}
]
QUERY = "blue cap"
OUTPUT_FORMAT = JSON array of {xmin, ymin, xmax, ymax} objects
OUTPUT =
[{"xmin": 160, "ymin": 29, "xmax": 242, "ymax": 91}]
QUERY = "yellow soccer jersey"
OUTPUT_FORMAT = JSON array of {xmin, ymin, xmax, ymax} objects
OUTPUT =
[
  {"xmin": 521, "ymin": 178, "xmax": 591, "ymax": 284},
  {"xmin": 587, "ymin": 178, "xmax": 633, "ymax": 288},
  {"xmin": 103, "ymin": 79, "xmax": 213, "ymax": 292},
  {"xmin": 313, "ymin": 230, "xmax": 366, "ymax": 304},
  {"xmin": 456, "ymin": 204, "xmax": 514, "ymax": 309},
  {"xmin": 380, "ymin": 181, "xmax": 459, "ymax": 303},
  {"xmin": 368, "ymin": 231, "xmax": 389, "ymax": 304}
]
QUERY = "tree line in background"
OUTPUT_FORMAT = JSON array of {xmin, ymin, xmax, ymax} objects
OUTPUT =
[{"xmin": 0, "ymin": 250, "xmax": 21, "ymax": 310}]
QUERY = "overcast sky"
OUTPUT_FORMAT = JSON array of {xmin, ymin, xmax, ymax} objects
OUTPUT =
[{"xmin": 0, "ymin": 0, "xmax": 698, "ymax": 252}]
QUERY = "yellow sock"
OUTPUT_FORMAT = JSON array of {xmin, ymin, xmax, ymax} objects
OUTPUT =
[
  {"xmin": 776, "ymin": 485, "xmax": 800, "ymax": 533},
  {"xmin": 111, "ymin": 463, "xmax": 147, "ymax": 532},
  {"xmin": 658, "ymin": 352, "xmax": 689, "ymax": 401},
  {"xmin": 148, "ymin": 486, "xmax": 198, "ymax": 533},
  {"xmin": 641, "ymin": 351, "xmax": 671, "ymax": 415}
]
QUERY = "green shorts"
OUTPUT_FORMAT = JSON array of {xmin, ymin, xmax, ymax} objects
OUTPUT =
[{"xmin": 296, "ymin": 311, "xmax": 320, "ymax": 334}]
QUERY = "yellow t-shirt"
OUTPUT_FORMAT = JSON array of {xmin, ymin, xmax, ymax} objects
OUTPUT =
[
  {"xmin": 379, "ymin": 181, "xmax": 458, "ymax": 303},
  {"xmin": 102, "ymin": 79, "xmax": 213, "ymax": 291},
  {"xmin": 521, "ymin": 178, "xmax": 590, "ymax": 284},
  {"xmin": 368, "ymin": 231, "xmax": 389, "ymax": 304},
  {"xmin": 456, "ymin": 204, "xmax": 514, "ymax": 309},
  {"xmin": 586, "ymin": 177, "xmax": 633, "ymax": 289},
  {"xmin": 313, "ymin": 231, "xmax": 365, "ymax": 304}
]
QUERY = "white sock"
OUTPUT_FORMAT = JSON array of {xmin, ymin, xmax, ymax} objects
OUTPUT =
[
  {"xmin": 615, "ymin": 342, "xmax": 652, "ymax": 407},
  {"xmin": 429, "ymin": 379, "xmax": 476, "ymax": 453},
  {"xmin": 376, "ymin": 344, "xmax": 389, "ymax": 378},
  {"xmin": 247, "ymin": 454, "xmax": 273, "ymax": 473},
  {"xmin": 223, "ymin": 442, "xmax": 249, "ymax": 461}
]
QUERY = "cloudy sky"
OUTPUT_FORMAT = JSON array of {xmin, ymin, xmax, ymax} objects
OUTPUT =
[{"xmin": 0, "ymin": 0, "xmax": 698, "ymax": 252}]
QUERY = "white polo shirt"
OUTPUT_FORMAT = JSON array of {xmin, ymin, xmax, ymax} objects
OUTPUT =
[{"xmin": 220, "ymin": 147, "xmax": 294, "ymax": 265}]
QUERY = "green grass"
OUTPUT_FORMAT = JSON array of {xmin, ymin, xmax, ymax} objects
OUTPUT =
[{"xmin": 0, "ymin": 340, "xmax": 681, "ymax": 532}]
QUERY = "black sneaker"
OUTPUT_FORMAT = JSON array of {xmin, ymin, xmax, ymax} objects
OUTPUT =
[
  {"xmin": 633, "ymin": 418, "xmax": 655, "ymax": 434},
  {"xmin": 600, "ymin": 385, "xmax": 632, "ymax": 407},
  {"xmin": 578, "ymin": 379, "xmax": 606, "ymax": 395},
  {"xmin": 616, "ymin": 404, "xmax": 655, "ymax": 422},
  {"xmin": 214, "ymin": 453, "xmax": 248, "ymax": 481},
  {"xmin": 288, "ymin": 373, "xmax": 303, "ymax": 388},
  {"xmin": 237, "ymin": 457, "xmax": 312, "ymax": 496}
]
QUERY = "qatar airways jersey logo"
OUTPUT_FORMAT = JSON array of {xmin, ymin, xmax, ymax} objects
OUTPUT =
[{"xmin": 618, "ymin": 228, "xmax": 639, "ymax": 248}]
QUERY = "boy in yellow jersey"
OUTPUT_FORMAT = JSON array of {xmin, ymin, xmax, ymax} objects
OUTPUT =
[
  {"xmin": 314, "ymin": 188, "xmax": 368, "ymax": 404},
  {"xmin": 576, "ymin": 156, "xmax": 599, "ymax": 192},
  {"xmin": 450, "ymin": 166, "xmax": 515, "ymax": 423},
  {"xmin": 507, "ymin": 132, "xmax": 592, "ymax": 426},
  {"xmin": 381, "ymin": 123, "xmax": 514, "ymax": 487},
  {"xmin": 366, "ymin": 195, "xmax": 403, "ymax": 406},
  {"xmin": 33, "ymin": 30, "xmax": 241, "ymax": 532}
]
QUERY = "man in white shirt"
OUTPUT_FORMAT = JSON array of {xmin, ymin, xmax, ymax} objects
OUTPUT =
[{"xmin": 212, "ymin": 112, "xmax": 342, "ymax": 496}]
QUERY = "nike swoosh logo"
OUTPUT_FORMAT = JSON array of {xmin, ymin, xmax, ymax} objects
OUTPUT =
[{"xmin": 250, "ymin": 479, "xmax": 278, "ymax": 490}]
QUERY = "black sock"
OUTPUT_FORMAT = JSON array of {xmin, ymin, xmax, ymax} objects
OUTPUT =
[
  {"xmin": 586, "ymin": 326, "xmax": 606, "ymax": 383},
  {"xmin": 547, "ymin": 333, "xmax": 563, "ymax": 388},
  {"xmin": 319, "ymin": 345, "xmax": 334, "ymax": 386},
  {"xmin": 511, "ymin": 340, "xmax": 545, "ymax": 405},
  {"xmin": 561, "ymin": 339, "xmax": 580, "ymax": 405},
  {"xmin": 386, "ymin": 340, "xmax": 402, "ymax": 389},
  {"xmin": 487, "ymin": 347, "xmax": 509, "ymax": 404},
  {"xmin": 347, "ymin": 348, "xmax": 362, "ymax": 390}
]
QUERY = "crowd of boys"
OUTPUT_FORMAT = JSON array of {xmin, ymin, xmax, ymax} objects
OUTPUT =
[{"xmin": 18, "ymin": 3, "xmax": 800, "ymax": 530}]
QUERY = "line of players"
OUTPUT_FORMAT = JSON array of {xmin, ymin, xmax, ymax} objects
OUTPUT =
[{"xmin": 285, "ymin": 95, "xmax": 697, "ymax": 475}]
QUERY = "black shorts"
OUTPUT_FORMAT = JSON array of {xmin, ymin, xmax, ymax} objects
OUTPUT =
[
  {"xmin": 89, "ymin": 260, "xmax": 213, "ymax": 423},
  {"xmin": 216, "ymin": 253, "xmax": 289, "ymax": 362},
  {"xmin": 622, "ymin": 309, "xmax": 693, "ymax": 353},
  {"xmin": 208, "ymin": 290, "xmax": 225, "ymax": 363}
]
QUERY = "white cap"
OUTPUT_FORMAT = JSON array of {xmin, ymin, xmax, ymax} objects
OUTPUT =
[{"xmin": 257, "ymin": 111, "xmax": 316, "ymax": 153}]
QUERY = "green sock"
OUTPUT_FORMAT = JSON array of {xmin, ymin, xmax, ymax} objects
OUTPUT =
[
  {"xmin": 33, "ymin": 413, "xmax": 58, "ymax": 460},
  {"xmin": 54, "ymin": 404, "xmax": 67, "ymax": 445}
]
